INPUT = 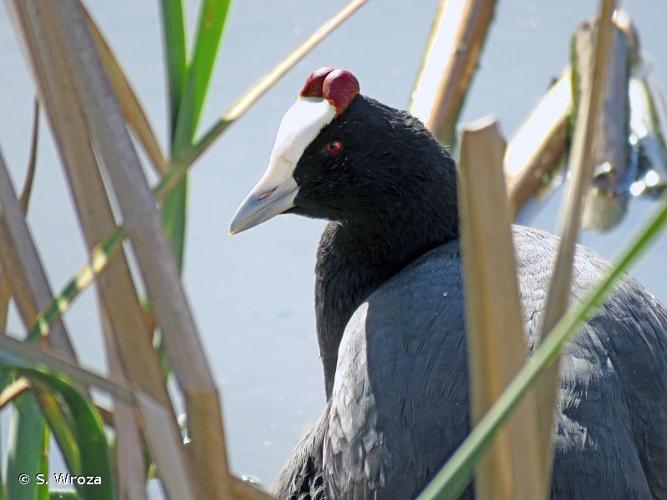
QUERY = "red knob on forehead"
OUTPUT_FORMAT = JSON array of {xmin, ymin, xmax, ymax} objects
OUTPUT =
[
  {"xmin": 322, "ymin": 69, "xmax": 360, "ymax": 115},
  {"xmin": 300, "ymin": 67, "xmax": 335, "ymax": 97}
]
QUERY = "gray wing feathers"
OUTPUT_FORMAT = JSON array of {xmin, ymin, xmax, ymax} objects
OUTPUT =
[
  {"xmin": 273, "ymin": 405, "xmax": 329, "ymax": 500},
  {"xmin": 277, "ymin": 226, "xmax": 667, "ymax": 499},
  {"xmin": 324, "ymin": 240, "xmax": 471, "ymax": 500}
]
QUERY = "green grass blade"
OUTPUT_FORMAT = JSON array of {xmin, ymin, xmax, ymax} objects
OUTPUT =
[
  {"xmin": 163, "ymin": 0, "xmax": 232, "ymax": 269},
  {"xmin": 6, "ymin": 392, "xmax": 47, "ymax": 500},
  {"xmin": 0, "ymin": 350, "xmax": 114, "ymax": 500},
  {"xmin": 159, "ymin": 0, "xmax": 190, "ymax": 270},
  {"xmin": 159, "ymin": 0, "xmax": 187, "ymax": 132},
  {"xmin": 418, "ymin": 198, "xmax": 667, "ymax": 500},
  {"xmin": 38, "ymin": 426, "xmax": 48, "ymax": 500},
  {"xmin": 173, "ymin": 0, "xmax": 231, "ymax": 146},
  {"xmin": 161, "ymin": 182, "xmax": 188, "ymax": 270},
  {"xmin": 25, "ymin": 372, "xmax": 114, "ymax": 500},
  {"xmin": 32, "ymin": 391, "xmax": 80, "ymax": 478}
]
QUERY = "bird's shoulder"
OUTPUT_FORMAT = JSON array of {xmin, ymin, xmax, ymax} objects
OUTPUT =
[
  {"xmin": 323, "ymin": 239, "xmax": 471, "ymax": 498},
  {"xmin": 324, "ymin": 224, "xmax": 667, "ymax": 499}
]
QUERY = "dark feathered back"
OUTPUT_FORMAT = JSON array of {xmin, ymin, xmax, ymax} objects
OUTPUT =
[{"xmin": 275, "ymin": 226, "xmax": 667, "ymax": 499}]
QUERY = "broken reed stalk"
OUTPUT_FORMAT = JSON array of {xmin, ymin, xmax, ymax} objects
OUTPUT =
[
  {"xmin": 506, "ymin": 12, "xmax": 637, "ymax": 222},
  {"xmin": 536, "ymin": 0, "xmax": 617, "ymax": 482},
  {"xmin": 409, "ymin": 0, "xmax": 497, "ymax": 146},
  {"xmin": 579, "ymin": 15, "xmax": 634, "ymax": 232},
  {"xmin": 505, "ymin": 72, "xmax": 571, "ymax": 218},
  {"xmin": 458, "ymin": 118, "xmax": 547, "ymax": 500},
  {"xmin": 51, "ymin": 2, "xmax": 231, "ymax": 498}
]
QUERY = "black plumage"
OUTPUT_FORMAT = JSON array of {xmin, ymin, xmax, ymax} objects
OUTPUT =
[
  {"xmin": 236, "ymin": 91, "xmax": 667, "ymax": 499},
  {"xmin": 289, "ymin": 96, "xmax": 458, "ymax": 398}
]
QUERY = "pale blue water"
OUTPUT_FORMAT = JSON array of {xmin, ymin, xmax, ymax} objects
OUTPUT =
[{"xmin": 0, "ymin": 0, "xmax": 665, "ymax": 495}]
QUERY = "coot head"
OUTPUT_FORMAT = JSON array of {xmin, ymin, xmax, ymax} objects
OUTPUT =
[
  {"xmin": 229, "ymin": 67, "xmax": 459, "ymax": 397},
  {"xmin": 229, "ymin": 67, "xmax": 457, "ymax": 236}
]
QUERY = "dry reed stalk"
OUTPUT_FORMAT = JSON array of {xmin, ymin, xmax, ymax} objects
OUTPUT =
[
  {"xmin": 0, "ymin": 378, "xmax": 30, "ymax": 409},
  {"xmin": 0, "ymin": 269, "xmax": 11, "ymax": 334},
  {"xmin": 103, "ymin": 313, "xmax": 147, "ymax": 500},
  {"xmin": 0, "ymin": 99, "xmax": 39, "ymax": 332},
  {"xmin": 7, "ymin": 1, "xmax": 196, "ymax": 498},
  {"xmin": 409, "ymin": 0, "xmax": 497, "ymax": 146},
  {"xmin": 0, "ymin": 137, "xmax": 86, "ymax": 480},
  {"xmin": 0, "ymin": 147, "xmax": 76, "ymax": 359},
  {"xmin": 458, "ymin": 117, "xmax": 548, "ymax": 500},
  {"xmin": 0, "ymin": 332, "xmax": 132, "ymax": 401},
  {"xmin": 48, "ymin": 1, "xmax": 231, "ymax": 497},
  {"xmin": 10, "ymin": 0, "xmax": 174, "ymax": 401},
  {"xmin": 83, "ymin": 5, "xmax": 169, "ymax": 176},
  {"xmin": 578, "ymin": 16, "xmax": 633, "ymax": 231},
  {"xmin": 536, "ymin": 0, "xmax": 617, "ymax": 483},
  {"xmin": 505, "ymin": 72, "xmax": 571, "ymax": 218}
]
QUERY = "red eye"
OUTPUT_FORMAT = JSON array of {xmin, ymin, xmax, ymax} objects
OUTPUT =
[{"xmin": 325, "ymin": 140, "xmax": 343, "ymax": 154}]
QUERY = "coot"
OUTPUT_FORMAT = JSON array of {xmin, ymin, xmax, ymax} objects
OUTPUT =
[{"xmin": 230, "ymin": 68, "xmax": 667, "ymax": 499}]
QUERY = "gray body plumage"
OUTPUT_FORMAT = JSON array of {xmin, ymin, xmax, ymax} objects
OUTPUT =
[{"xmin": 275, "ymin": 225, "xmax": 667, "ymax": 500}]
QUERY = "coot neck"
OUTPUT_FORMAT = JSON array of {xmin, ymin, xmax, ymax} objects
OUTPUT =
[{"xmin": 315, "ymin": 153, "xmax": 459, "ymax": 398}]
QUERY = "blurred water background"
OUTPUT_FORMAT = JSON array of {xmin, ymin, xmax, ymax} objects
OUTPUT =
[{"xmin": 0, "ymin": 0, "xmax": 666, "ymax": 492}]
